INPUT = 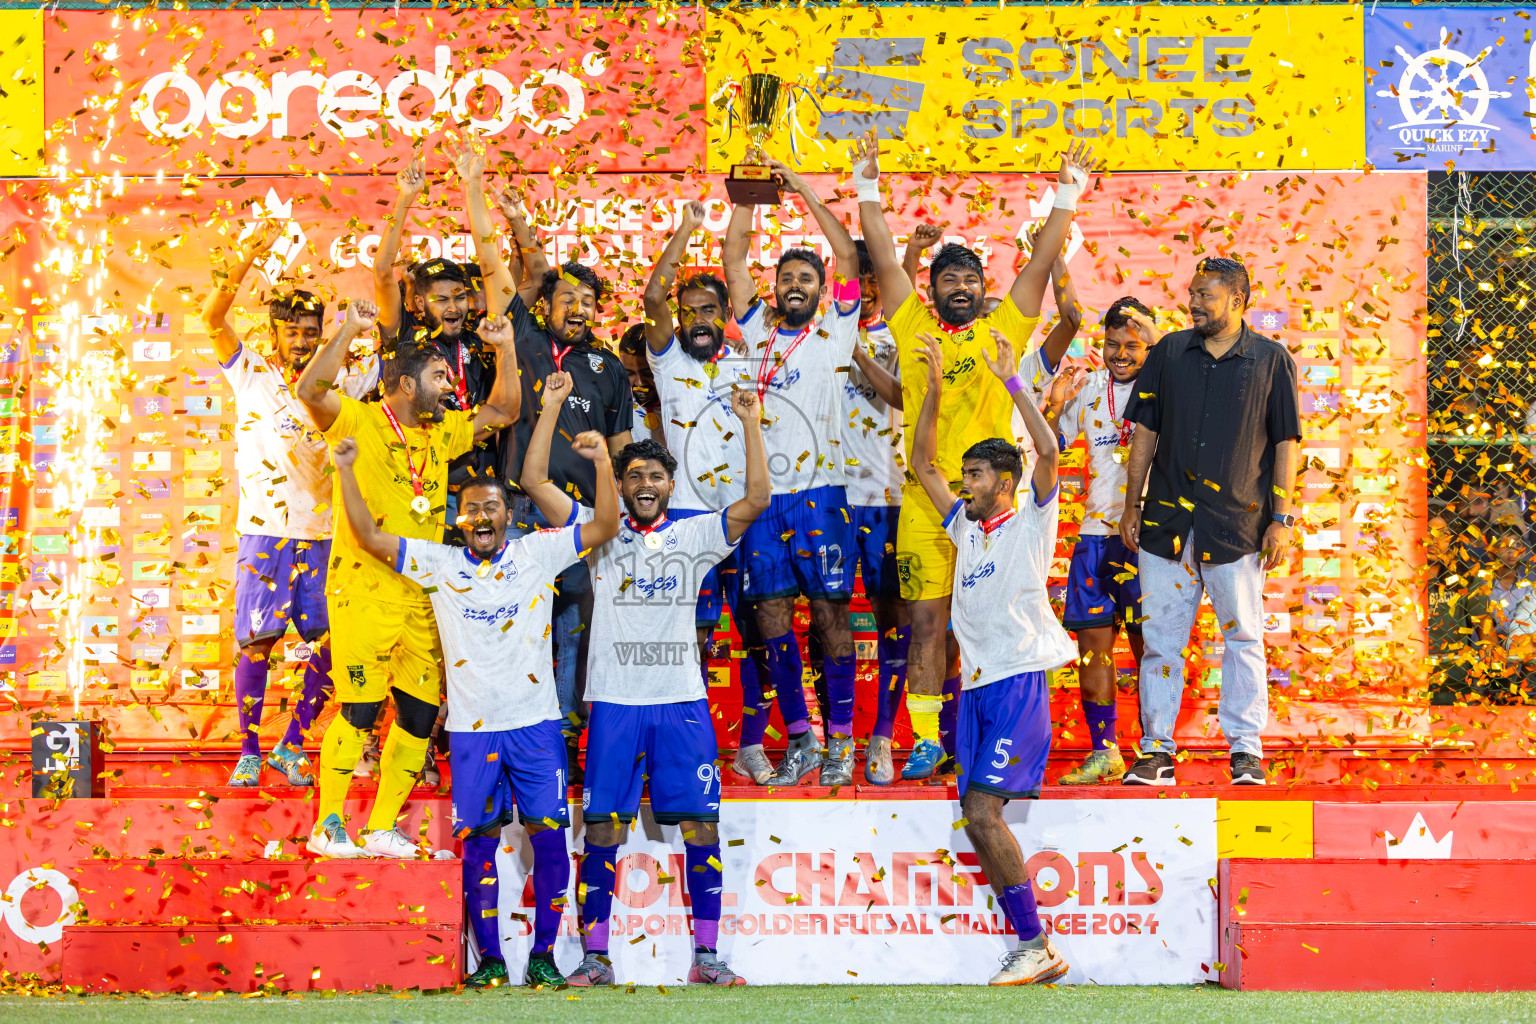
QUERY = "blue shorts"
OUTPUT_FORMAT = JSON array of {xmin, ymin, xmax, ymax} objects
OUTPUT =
[
  {"xmin": 850, "ymin": 503, "xmax": 900, "ymax": 600},
  {"xmin": 957, "ymin": 671, "xmax": 1052, "ymax": 801},
  {"xmin": 740, "ymin": 485, "xmax": 853, "ymax": 601},
  {"xmin": 582, "ymin": 699, "xmax": 721, "ymax": 825},
  {"xmin": 449, "ymin": 718, "xmax": 571, "ymax": 835},
  {"xmin": 1062, "ymin": 534, "xmax": 1141, "ymax": 634},
  {"xmin": 672, "ymin": 507, "xmax": 739, "ymax": 628},
  {"xmin": 234, "ymin": 535, "xmax": 331, "ymax": 646}
]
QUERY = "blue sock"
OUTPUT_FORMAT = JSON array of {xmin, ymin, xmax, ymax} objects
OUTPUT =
[
  {"xmin": 462, "ymin": 834, "xmax": 502, "ymax": 961},
  {"xmin": 1000, "ymin": 882, "xmax": 1043, "ymax": 942},
  {"xmin": 939, "ymin": 674, "xmax": 961, "ymax": 757},
  {"xmin": 871, "ymin": 626, "xmax": 909, "ymax": 740},
  {"xmin": 824, "ymin": 652, "xmax": 857, "ymax": 737},
  {"xmin": 529, "ymin": 828, "xmax": 568, "ymax": 955},
  {"xmin": 738, "ymin": 652, "xmax": 772, "ymax": 747},
  {"xmin": 579, "ymin": 842, "xmax": 619, "ymax": 953},
  {"xmin": 685, "ymin": 842, "xmax": 723, "ymax": 951},
  {"xmin": 764, "ymin": 632, "xmax": 810, "ymax": 734}
]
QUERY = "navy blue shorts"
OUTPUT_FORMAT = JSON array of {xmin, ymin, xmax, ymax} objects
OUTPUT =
[
  {"xmin": 850, "ymin": 503, "xmax": 900, "ymax": 600},
  {"xmin": 1062, "ymin": 534, "xmax": 1141, "ymax": 634},
  {"xmin": 234, "ymin": 535, "xmax": 330, "ymax": 646},
  {"xmin": 957, "ymin": 671, "xmax": 1052, "ymax": 801},
  {"xmin": 582, "ymin": 699, "xmax": 721, "ymax": 825},
  {"xmin": 740, "ymin": 485, "xmax": 854, "ymax": 601},
  {"xmin": 448, "ymin": 718, "xmax": 571, "ymax": 835}
]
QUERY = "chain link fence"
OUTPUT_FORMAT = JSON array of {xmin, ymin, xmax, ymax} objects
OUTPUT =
[{"xmin": 1427, "ymin": 170, "xmax": 1536, "ymax": 704}]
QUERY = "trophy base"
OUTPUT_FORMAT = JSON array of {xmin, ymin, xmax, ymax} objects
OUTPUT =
[{"xmin": 726, "ymin": 164, "xmax": 781, "ymax": 206}]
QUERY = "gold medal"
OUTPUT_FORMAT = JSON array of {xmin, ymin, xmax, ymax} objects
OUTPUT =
[
  {"xmin": 475, "ymin": 558, "xmax": 492, "ymax": 579},
  {"xmin": 703, "ymin": 361, "xmax": 719, "ymax": 380},
  {"xmin": 643, "ymin": 531, "xmax": 663, "ymax": 550},
  {"xmin": 410, "ymin": 494, "xmax": 431, "ymax": 516},
  {"xmin": 1112, "ymin": 446, "xmax": 1129, "ymax": 465}
]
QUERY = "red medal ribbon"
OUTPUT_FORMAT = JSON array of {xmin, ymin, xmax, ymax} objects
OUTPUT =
[
  {"xmin": 980, "ymin": 505, "xmax": 1016, "ymax": 535},
  {"xmin": 1109, "ymin": 377, "xmax": 1136, "ymax": 448},
  {"xmin": 628, "ymin": 514, "xmax": 669, "ymax": 535},
  {"xmin": 451, "ymin": 340, "xmax": 468, "ymax": 406},
  {"xmin": 380, "ymin": 402, "xmax": 427, "ymax": 500},
  {"xmin": 551, "ymin": 340, "xmax": 573, "ymax": 372},
  {"xmin": 755, "ymin": 323, "xmax": 812, "ymax": 398}
]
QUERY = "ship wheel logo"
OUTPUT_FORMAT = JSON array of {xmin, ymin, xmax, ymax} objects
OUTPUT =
[{"xmin": 1379, "ymin": 28, "xmax": 1511, "ymax": 129}]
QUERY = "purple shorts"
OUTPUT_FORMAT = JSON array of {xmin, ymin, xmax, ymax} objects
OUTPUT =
[
  {"xmin": 957, "ymin": 671, "xmax": 1051, "ymax": 801},
  {"xmin": 1062, "ymin": 534, "xmax": 1141, "ymax": 634},
  {"xmin": 234, "ymin": 534, "xmax": 331, "ymax": 647}
]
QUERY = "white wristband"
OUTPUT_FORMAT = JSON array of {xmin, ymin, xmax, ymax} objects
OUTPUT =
[
  {"xmin": 852, "ymin": 164, "xmax": 881, "ymax": 204},
  {"xmin": 1052, "ymin": 182, "xmax": 1081, "ymax": 212}
]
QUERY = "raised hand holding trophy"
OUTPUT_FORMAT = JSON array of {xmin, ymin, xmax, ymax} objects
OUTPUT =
[{"xmin": 726, "ymin": 73, "xmax": 787, "ymax": 206}]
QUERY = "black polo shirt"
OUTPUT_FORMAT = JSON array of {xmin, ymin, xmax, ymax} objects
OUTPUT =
[
  {"xmin": 505, "ymin": 293, "xmax": 633, "ymax": 506},
  {"xmin": 1124, "ymin": 322, "xmax": 1301, "ymax": 566}
]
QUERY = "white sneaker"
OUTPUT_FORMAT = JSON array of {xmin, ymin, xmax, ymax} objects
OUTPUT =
[
  {"xmin": 360, "ymin": 826, "xmax": 425, "ymax": 860},
  {"xmin": 307, "ymin": 814, "xmax": 371, "ymax": 859},
  {"xmin": 988, "ymin": 937, "xmax": 1068, "ymax": 986}
]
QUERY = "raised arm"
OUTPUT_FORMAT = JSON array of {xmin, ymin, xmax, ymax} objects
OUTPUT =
[
  {"xmin": 981, "ymin": 320, "xmax": 1059, "ymax": 498},
  {"xmin": 450, "ymin": 141, "xmax": 516, "ymax": 320},
  {"xmin": 769, "ymin": 160, "xmax": 859, "ymax": 316},
  {"xmin": 519, "ymin": 371, "xmax": 578, "ymax": 527},
  {"xmin": 201, "ymin": 223, "xmax": 278, "ymax": 366},
  {"xmin": 723, "ymin": 387, "xmax": 772, "ymax": 543},
  {"xmin": 470, "ymin": 314, "xmax": 521, "ymax": 441},
  {"xmin": 1024, "ymin": 224, "xmax": 1083, "ymax": 370},
  {"xmin": 1043, "ymin": 367, "xmax": 1088, "ymax": 437},
  {"xmin": 332, "ymin": 438, "xmax": 400, "ymax": 565},
  {"xmin": 902, "ymin": 222, "xmax": 945, "ymax": 290},
  {"xmin": 851, "ymin": 344, "xmax": 903, "ymax": 410},
  {"xmin": 573, "ymin": 429, "xmax": 620, "ymax": 552},
  {"xmin": 852, "ymin": 131, "xmax": 913, "ymax": 315},
  {"xmin": 722, "ymin": 202, "xmax": 757, "ymax": 315},
  {"xmin": 1009, "ymin": 141, "xmax": 1093, "ymax": 319},
  {"xmin": 911, "ymin": 338, "xmax": 959, "ymax": 517},
  {"xmin": 375, "ymin": 159, "xmax": 427, "ymax": 339},
  {"xmin": 497, "ymin": 185, "xmax": 548, "ymax": 309},
  {"xmin": 643, "ymin": 200, "xmax": 706, "ymax": 353},
  {"xmin": 295, "ymin": 299, "xmax": 377, "ymax": 432}
]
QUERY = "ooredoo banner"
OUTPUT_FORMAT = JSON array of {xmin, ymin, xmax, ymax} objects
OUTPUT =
[
  {"xmin": 1365, "ymin": 7, "xmax": 1536, "ymax": 170},
  {"xmin": 489, "ymin": 798, "xmax": 1219, "ymax": 986}
]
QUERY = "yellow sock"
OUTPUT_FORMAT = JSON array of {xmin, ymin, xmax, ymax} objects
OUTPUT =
[
  {"xmin": 906, "ymin": 694, "xmax": 942, "ymax": 744},
  {"xmin": 317, "ymin": 715, "xmax": 366, "ymax": 826},
  {"xmin": 366, "ymin": 727, "xmax": 431, "ymax": 833}
]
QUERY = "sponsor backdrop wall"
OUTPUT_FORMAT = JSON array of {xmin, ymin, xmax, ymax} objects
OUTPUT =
[{"xmin": 0, "ymin": 3, "xmax": 1432, "ymax": 744}]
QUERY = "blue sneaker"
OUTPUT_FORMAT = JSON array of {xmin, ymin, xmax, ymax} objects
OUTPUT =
[
  {"xmin": 900, "ymin": 738, "xmax": 945, "ymax": 781},
  {"xmin": 266, "ymin": 742, "xmax": 314, "ymax": 786},
  {"xmin": 227, "ymin": 753, "xmax": 262, "ymax": 787}
]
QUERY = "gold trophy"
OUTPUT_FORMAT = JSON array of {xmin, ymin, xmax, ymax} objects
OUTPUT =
[{"xmin": 726, "ymin": 73, "xmax": 787, "ymax": 206}]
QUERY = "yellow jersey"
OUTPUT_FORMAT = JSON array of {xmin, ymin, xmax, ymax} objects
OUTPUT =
[
  {"xmin": 889, "ymin": 293, "xmax": 1040, "ymax": 485},
  {"xmin": 323, "ymin": 396, "xmax": 475, "ymax": 606}
]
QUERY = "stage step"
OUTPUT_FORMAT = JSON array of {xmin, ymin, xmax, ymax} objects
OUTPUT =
[
  {"xmin": 61, "ymin": 923, "xmax": 461, "ymax": 993},
  {"xmin": 75, "ymin": 857, "xmax": 461, "ymax": 926},
  {"xmin": 1219, "ymin": 858, "xmax": 1536, "ymax": 990}
]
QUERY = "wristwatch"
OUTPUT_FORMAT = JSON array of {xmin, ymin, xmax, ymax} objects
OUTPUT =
[{"xmin": 1271, "ymin": 512, "xmax": 1296, "ymax": 528}]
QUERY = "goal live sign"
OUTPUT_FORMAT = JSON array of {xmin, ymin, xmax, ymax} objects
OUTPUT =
[
  {"xmin": 489, "ymin": 799, "xmax": 1219, "ymax": 986},
  {"xmin": 1365, "ymin": 7, "xmax": 1536, "ymax": 171}
]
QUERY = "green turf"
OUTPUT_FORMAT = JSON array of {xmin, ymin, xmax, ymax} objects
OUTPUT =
[{"xmin": 5, "ymin": 986, "xmax": 1536, "ymax": 1024}]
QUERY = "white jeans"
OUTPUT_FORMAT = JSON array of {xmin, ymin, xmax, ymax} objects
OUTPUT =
[{"xmin": 1137, "ymin": 538, "xmax": 1267, "ymax": 757}]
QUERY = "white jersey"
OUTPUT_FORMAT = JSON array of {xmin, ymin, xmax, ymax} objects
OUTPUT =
[
  {"xmin": 736, "ymin": 300, "xmax": 860, "ymax": 495},
  {"xmin": 397, "ymin": 524, "xmax": 585, "ymax": 732},
  {"xmin": 646, "ymin": 335, "xmax": 757, "ymax": 513},
  {"xmin": 220, "ymin": 344, "xmax": 378, "ymax": 540},
  {"xmin": 1056, "ymin": 368, "xmax": 1138, "ymax": 536},
  {"xmin": 841, "ymin": 321, "xmax": 904, "ymax": 508},
  {"xmin": 633, "ymin": 401, "xmax": 667, "ymax": 446},
  {"xmin": 579, "ymin": 506, "xmax": 739, "ymax": 705},
  {"xmin": 944, "ymin": 488, "xmax": 1076, "ymax": 689}
]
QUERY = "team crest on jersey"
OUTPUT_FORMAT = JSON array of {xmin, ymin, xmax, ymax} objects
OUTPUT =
[{"xmin": 588, "ymin": 353, "xmax": 605, "ymax": 373}]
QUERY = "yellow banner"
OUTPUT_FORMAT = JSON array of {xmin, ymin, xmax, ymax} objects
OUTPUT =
[
  {"xmin": 706, "ymin": 5, "xmax": 1364, "ymax": 173},
  {"xmin": 0, "ymin": 9, "xmax": 44, "ymax": 175}
]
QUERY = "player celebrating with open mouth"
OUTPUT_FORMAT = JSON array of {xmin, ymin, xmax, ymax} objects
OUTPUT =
[
  {"xmin": 909, "ymin": 326, "xmax": 1078, "ymax": 986},
  {"xmin": 521, "ymin": 372, "xmax": 771, "ymax": 987},
  {"xmin": 329, "ymin": 425, "xmax": 618, "ymax": 989}
]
